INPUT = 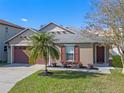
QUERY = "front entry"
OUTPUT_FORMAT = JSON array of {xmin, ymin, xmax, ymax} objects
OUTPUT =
[{"xmin": 96, "ymin": 46, "xmax": 105, "ymax": 64}]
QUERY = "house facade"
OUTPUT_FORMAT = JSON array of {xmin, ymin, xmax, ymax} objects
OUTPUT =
[
  {"xmin": 0, "ymin": 19, "xmax": 24, "ymax": 62},
  {"xmin": 6, "ymin": 22, "xmax": 112, "ymax": 66}
]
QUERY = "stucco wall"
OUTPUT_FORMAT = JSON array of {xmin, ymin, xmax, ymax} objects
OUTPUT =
[
  {"xmin": 48, "ymin": 46, "xmax": 61, "ymax": 65},
  {"xmin": 0, "ymin": 24, "xmax": 22, "ymax": 61},
  {"xmin": 79, "ymin": 44, "xmax": 93, "ymax": 66},
  {"xmin": 56, "ymin": 46, "xmax": 61, "ymax": 65},
  {"xmin": 56, "ymin": 44, "xmax": 94, "ymax": 66},
  {"xmin": 55, "ymin": 44, "xmax": 94, "ymax": 66}
]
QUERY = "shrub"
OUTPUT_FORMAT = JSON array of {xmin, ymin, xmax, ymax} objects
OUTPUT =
[
  {"xmin": 76, "ymin": 63, "xmax": 83, "ymax": 68},
  {"xmin": 0, "ymin": 60, "xmax": 7, "ymax": 64},
  {"xmin": 52, "ymin": 63, "xmax": 57, "ymax": 67},
  {"xmin": 87, "ymin": 64, "xmax": 94, "ymax": 69},
  {"xmin": 62, "ymin": 63, "xmax": 67, "ymax": 67},
  {"xmin": 112, "ymin": 55, "xmax": 123, "ymax": 68}
]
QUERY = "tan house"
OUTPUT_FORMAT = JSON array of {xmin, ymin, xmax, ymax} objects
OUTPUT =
[
  {"xmin": 0, "ymin": 19, "xmax": 24, "ymax": 62},
  {"xmin": 6, "ymin": 22, "xmax": 112, "ymax": 66}
]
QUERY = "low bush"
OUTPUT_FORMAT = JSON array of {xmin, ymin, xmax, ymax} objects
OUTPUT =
[
  {"xmin": 112, "ymin": 55, "xmax": 123, "ymax": 68},
  {"xmin": 0, "ymin": 60, "xmax": 7, "ymax": 63}
]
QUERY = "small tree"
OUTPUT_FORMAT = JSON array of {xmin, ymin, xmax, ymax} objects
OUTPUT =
[
  {"xmin": 28, "ymin": 32, "xmax": 60, "ymax": 75},
  {"xmin": 86, "ymin": 0, "xmax": 124, "ymax": 73}
]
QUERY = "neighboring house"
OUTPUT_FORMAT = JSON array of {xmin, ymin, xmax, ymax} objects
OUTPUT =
[
  {"xmin": 0, "ymin": 19, "xmax": 24, "ymax": 62},
  {"xmin": 6, "ymin": 22, "xmax": 112, "ymax": 66},
  {"xmin": 112, "ymin": 47, "xmax": 120, "ymax": 55}
]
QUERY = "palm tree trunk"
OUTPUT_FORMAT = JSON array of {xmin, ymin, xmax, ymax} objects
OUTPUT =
[
  {"xmin": 45, "ymin": 60, "xmax": 48, "ymax": 73},
  {"xmin": 44, "ymin": 59, "xmax": 53, "ymax": 75}
]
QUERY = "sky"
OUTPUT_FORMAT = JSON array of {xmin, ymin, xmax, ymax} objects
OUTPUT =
[{"xmin": 0, "ymin": 0, "xmax": 91, "ymax": 29}]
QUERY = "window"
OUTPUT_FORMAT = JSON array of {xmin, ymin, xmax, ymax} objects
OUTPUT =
[
  {"xmin": 63, "ymin": 31, "xmax": 67, "ymax": 34},
  {"xmin": 51, "ymin": 32, "xmax": 55, "ymax": 34},
  {"xmin": 24, "ymin": 36, "xmax": 27, "ymax": 38},
  {"xmin": 57, "ymin": 31, "xmax": 61, "ymax": 34},
  {"xmin": 15, "ymin": 46, "xmax": 17, "ymax": 49},
  {"xmin": 5, "ymin": 27, "xmax": 8, "ymax": 32},
  {"xmin": 20, "ymin": 36, "xmax": 22, "ymax": 38},
  {"xmin": 19, "ymin": 47, "xmax": 22, "ymax": 49},
  {"xmin": 4, "ymin": 46, "xmax": 7, "ymax": 52},
  {"xmin": 66, "ymin": 46, "xmax": 74, "ymax": 61},
  {"xmin": 22, "ymin": 47, "xmax": 26, "ymax": 50}
]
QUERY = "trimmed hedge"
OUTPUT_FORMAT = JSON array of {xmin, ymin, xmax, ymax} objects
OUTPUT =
[
  {"xmin": 112, "ymin": 55, "xmax": 123, "ymax": 68},
  {"xmin": 0, "ymin": 60, "xmax": 7, "ymax": 64}
]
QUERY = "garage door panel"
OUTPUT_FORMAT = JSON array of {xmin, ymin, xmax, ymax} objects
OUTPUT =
[
  {"xmin": 14, "ymin": 46, "xmax": 45, "ymax": 64},
  {"xmin": 14, "ymin": 46, "xmax": 29, "ymax": 64}
]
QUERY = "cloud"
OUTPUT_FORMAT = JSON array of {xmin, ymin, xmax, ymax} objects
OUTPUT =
[{"xmin": 21, "ymin": 18, "xmax": 28, "ymax": 22}]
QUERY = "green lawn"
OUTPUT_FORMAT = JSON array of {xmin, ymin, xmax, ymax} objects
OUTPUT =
[{"xmin": 9, "ymin": 69, "xmax": 124, "ymax": 93}]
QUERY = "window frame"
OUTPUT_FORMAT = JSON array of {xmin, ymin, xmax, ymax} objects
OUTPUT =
[{"xmin": 65, "ymin": 46, "xmax": 74, "ymax": 62}]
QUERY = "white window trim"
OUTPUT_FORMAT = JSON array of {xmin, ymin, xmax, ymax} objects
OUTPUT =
[{"xmin": 65, "ymin": 46, "xmax": 75, "ymax": 62}]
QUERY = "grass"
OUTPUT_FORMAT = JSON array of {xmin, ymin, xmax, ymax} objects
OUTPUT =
[{"xmin": 9, "ymin": 69, "xmax": 124, "ymax": 93}]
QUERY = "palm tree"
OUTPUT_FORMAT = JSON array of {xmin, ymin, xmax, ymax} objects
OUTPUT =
[{"xmin": 28, "ymin": 32, "xmax": 60, "ymax": 75}]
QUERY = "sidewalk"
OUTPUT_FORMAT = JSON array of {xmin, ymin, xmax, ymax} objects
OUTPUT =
[{"xmin": 48, "ymin": 66, "xmax": 114, "ymax": 74}]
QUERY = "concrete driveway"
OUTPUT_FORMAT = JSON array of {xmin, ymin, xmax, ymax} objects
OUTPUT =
[
  {"xmin": 0, "ymin": 64, "xmax": 43, "ymax": 93},
  {"xmin": 0, "ymin": 64, "xmax": 114, "ymax": 93}
]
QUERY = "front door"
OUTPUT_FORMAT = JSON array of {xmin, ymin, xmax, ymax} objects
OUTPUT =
[{"xmin": 96, "ymin": 46, "xmax": 104, "ymax": 64}]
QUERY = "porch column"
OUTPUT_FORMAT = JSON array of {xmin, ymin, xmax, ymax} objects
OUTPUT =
[
  {"xmin": 10, "ymin": 45, "xmax": 14, "ymax": 64},
  {"xmin": 109, "ymin": 46, "xmax": 112, "ymax": 66}
]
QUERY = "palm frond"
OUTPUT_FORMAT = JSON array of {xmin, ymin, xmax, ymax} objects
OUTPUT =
[{"xmin": 28, "ymin": 32, "xmax": 60, "ymax": 65}]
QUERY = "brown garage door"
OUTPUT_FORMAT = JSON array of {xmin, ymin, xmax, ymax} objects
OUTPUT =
[
  {"xmin": 14, "ymin": 46, "xmax": 45, "ymax": 64},
  {"xmin": 14, "ymin": 46, "xmax": 29, "ymax": 64}
]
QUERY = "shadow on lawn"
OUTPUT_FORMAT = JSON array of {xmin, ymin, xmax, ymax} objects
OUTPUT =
[{"xmin": 40, "ymin": 71, "xmax": 104, "ymax": 79}]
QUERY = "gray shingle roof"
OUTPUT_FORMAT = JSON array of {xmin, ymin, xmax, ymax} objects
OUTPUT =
[
  {"xmin": 38, "ymin": 22, "xmax": 105, "ymax": 44},
  {"xmin": 54, "ymin": 31, "xmax": 105, "ymax": 44}
]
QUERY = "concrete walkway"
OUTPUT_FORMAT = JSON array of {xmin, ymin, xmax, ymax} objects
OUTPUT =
[
  {"xmin": 0, "ymin": 64, "xmax": 43, "ymax": 93},
  {"xmin": 48, "ymin": 66, "xmax": 114, "ymax": 74},
  {"xmin": 97, "ymin": 67, "xmax": 115, "ymax": 74}
]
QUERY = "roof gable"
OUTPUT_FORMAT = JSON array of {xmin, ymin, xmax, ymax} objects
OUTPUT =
[
  {"xmin": 39, "ymin": 22, "xmax": 75, "ymax": 34},
  {"xmin": 5, "ymin": 28, "xmax": 37, "ymax": 43}
]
